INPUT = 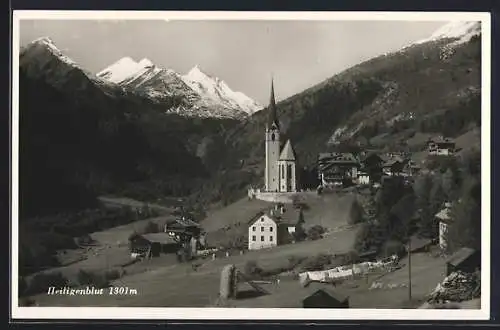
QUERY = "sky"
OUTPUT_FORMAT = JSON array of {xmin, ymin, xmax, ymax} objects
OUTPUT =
[{"xmin": 19, "ymin": 19, "xmax": 445, "ymax": 105}]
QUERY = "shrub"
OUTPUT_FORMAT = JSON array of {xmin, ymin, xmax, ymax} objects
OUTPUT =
[
  {"xmin": 77, "ymin": 269, "xmax": 109, "ymax": 288},
  {"xmin": 19, "ymin": 298, "xmax": 37, "ymax": 306},
  {"xmin": 75, "ymin": 234, "xmax": 94, "ymax": 246},
  {"xmin": 348, "ymin": 198, "xmax": 365, "ymax": 225},
  {"xmin": 104, "ymin": 269, "xmax": 122, "ymax": 282},
  {"xmin": 25, "ymin": 272, "xmax": 68, "ymax": 295},
  {"xmin": 306, "ymin": 225, "xmax": 326, "ymax": 240},
  {"xmin": 301, "ymin": 253, "xmax": 332, "ymax": 271},
  {"xmin": 287, "ymin": 255, "xmax": 307, "ymax": 269},
  {"xmin": 244, "ymin": 260, "xmax": 262, "ymax": 276},
  {"xmin": 382, "ymin": 240, "xmax": 405, "ymax": 258},
  {"xmin": 142, "ymin": 221, "xmax": 160, "ymax": 234}
]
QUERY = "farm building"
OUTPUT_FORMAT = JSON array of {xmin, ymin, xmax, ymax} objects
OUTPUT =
[
  {"xmin": 302, "ymin": 283, "xmax": 349, "ymax": 308},
  {"xmin": 164, "ymin": 216, "xmax": 202, "ymax": 240},
  {"xmin": 446, "ymin": 247, "xmax": 480, "ymax": 276},
  {"xmin": 129, "ymin": 233, "xmax": 180, "ymax": 259},
  {"xmin": 427, "ymin": 137, "xmax": 456, "ymax": 156}
]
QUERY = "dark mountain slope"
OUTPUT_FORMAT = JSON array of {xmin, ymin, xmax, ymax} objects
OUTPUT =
[{"xmin": 18, "ymin": 58, "xmax": 238, "ymax": 219}]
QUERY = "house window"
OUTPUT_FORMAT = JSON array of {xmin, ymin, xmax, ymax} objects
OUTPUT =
[
  {"xmin": 261, "ymin": 218, "xmax": 264, "ymax": 222},
  {"xmin": 281, "ymin": 165, "xmax": 285, "ymax": 179},
  {"xmin": 270, "ymin": 227, "xmax": 273, "ymax": 232},
  {"xmin": 252, "ymin": 226, "xmax": 256, "ymax": 231},
  {"xmin": 270, "ymin": 236, "xmax": 273, "ymax": 242},
  {"xmin": 261, "ymin": 236, "xmax": 265, "ymax": 242},
  {"xmin": 252, "ymin": 235, "xmax": 256, "ymax": 241},
  {"xmin": 261, "ymin": 227, "xmax": 264, "ymax": 232}
]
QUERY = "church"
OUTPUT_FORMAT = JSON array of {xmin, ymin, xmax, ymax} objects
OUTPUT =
[{"xmin": 264, "ymin": 80, "xmax": 298, "ymax": 193}]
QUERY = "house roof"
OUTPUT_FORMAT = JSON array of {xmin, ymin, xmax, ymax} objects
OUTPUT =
[
  {"xmin": 279, "ymin": 139, "xmax": 296, "ymax": 161},
  {"xmin": 447, "ymin": 247, "xmax": 478, "ymax": 267},
  {"xmin": 428, "ymin": 136, "xmax": 455, "ymax": 145},
  {"xmin": 319, "ymin": 152, "xmax": 359, "ymax": 163},
  {"xmin": 167, "ymin": 217, "xmax": 200, "ymax": 228},
  {"xmin": 409, "ymin": 235, "xmax": 433, "ymax": 252},
  {"xmin": 248, "ymin": 207, "xmax": 301, "ymax": 227},
  {"xmin": 141, "ymin": 233, "xmax": 178, "ymax": 245},
  {"xmin": 302, "ymin": 282, "xmax": 349, "ymax": 303},
  {"xmin": 435, "ymin": 207, "xmax": 452, "ymax": 221}
]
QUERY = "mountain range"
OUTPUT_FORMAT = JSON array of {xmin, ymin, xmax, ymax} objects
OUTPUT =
[
  {"xmin": 17, "ymin": 20, "xmax": 482, "ymax": 216},
  {"xmin": 20, "ymin": 37, "xmax": 261, "ymax": 119}
]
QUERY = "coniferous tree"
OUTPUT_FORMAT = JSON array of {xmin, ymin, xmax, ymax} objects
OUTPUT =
[
  {"xmin": 293, "ymin": 209, "xmax": 307, "ymax": 242},
  {"xmin": 414, "ymin": 174, "xmax": 435, "ymax": 238}
]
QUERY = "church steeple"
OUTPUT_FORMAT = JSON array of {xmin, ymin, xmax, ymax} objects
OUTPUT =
[{"xmin": 267, "ymin": 78, "xmax": 280, "ymax": 130}]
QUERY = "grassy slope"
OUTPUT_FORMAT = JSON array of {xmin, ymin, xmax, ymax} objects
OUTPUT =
[
  {"xmin": 31, "ymin": 223, "xmax": 359, "ymax": 307},
  {"xmin": 204, "ymin": 193, "xmax": 356, "ymax": 248}
]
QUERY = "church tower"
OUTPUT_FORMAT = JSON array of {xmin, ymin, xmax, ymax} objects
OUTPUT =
[{"xmin": 265, "ymin": 79, "xmax": 280, "ymax": 192}]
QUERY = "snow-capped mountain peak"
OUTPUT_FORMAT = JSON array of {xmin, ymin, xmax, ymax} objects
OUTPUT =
[
  {"xmin": 181, "ymin": 65, "xmax": 262, "ymax": 115},
  {"xmin": 96, "ymin": 58, "xmax": 262, "ymax": 118},
  {"xmin": 429, "ymin": 21, "xmax": 481, "ymax": 40},
  {"xmin": 410, "ymin": 21, "xmax": 481, "ymax": 48},
  {"xmin": 24, "ymin": 36, "xmax": 77, "ymax": 66},
  {"xmin": 96, "ymin": 57, "xmax": 157, "ymax": 84}
]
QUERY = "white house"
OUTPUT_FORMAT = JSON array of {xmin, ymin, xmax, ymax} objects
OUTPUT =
[
  {"xmin": 248, "ymin": 213, "xmax": 278, "ymax": 250},
  {"xmin": 357, "ymin": 171, "xmax": 370, "ymax": 185},
  {"xmin": 436, "ymin": 202, "xmax": 452, "ymax": 250}
]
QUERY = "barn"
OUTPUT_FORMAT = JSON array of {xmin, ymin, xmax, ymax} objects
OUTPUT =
[
  {"xmin": 446, "ymin": 247, "xmax": 480, "ymax": 276},
  {"xmin": 129, "ymin": 233, "xmax": 180, "ymax": 259},
  {"xmin": 301, "ymin": 283, "xmax": 349, "ymax": 308}
]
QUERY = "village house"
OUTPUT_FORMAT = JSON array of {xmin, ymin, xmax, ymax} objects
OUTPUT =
[
  {"xmin": 129, "ymin": 232, "xmax": 180, "ymax": 259},
  {"xmin": 436, "ymin": 202, "xmax": 453, "ymax": 251},
  {"xmin": 164, "ymin": 217, "xmax": 201, "ymax": 239},
  {"xmin": 247, "ymin": 205, "xmax": 298, "ymax": 251},
  {"xmin": 427, "ymin": 136, "xmax": 456, "ymax": 156},
  {"xmin": 317, "ymin": 152, "xmax": 360, "ymax": 187}
]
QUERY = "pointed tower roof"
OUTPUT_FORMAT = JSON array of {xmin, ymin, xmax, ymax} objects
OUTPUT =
[
  {"xmin": 267, "ymin": 78, "xmax": 280, "ymax": 129},
  {"xmin": 279, "ymin": 140, "xmax": 296, "ymax": 161}
]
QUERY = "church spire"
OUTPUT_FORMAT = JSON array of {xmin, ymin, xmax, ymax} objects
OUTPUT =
[{"xmin": 267, "ymin": 77, "xmax": 279, "ymax": 129}]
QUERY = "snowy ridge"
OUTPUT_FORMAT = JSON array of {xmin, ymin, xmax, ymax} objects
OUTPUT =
[
  {"xmin": 23, "ymin": 36, "xmax": 263, "ymax": 119},
  {"xmin": 97, "ymin": 58, "xmax": 262, "ymax": 118},
  {"xmin": 24, "ymin": 37, "xmax": 78, "ymax": 66},
  {"xmin": 96, "ymin": 57, "xmax": 160, "ymax": 84},
  {"xmin": 181, "ymin": 65, "xmax": 262, "ymax": 115},
  {"xmin": 403, "ymin": 21, "xmax": 481, "ymax": 50}
]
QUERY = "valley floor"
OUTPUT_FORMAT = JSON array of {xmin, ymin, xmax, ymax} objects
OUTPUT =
[{"xmin": 22, "ymin": 192, "xmax": 475, "ymax": 310}]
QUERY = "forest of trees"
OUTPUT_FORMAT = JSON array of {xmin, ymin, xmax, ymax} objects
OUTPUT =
[{"xmin": 354, "ymin": 148, "xmax": 481, "ymax": 256}]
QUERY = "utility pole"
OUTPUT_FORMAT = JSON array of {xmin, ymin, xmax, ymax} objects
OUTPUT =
[{"xmin": 408, "ymin": 237, "xmax": 412, "ymax": 302}]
